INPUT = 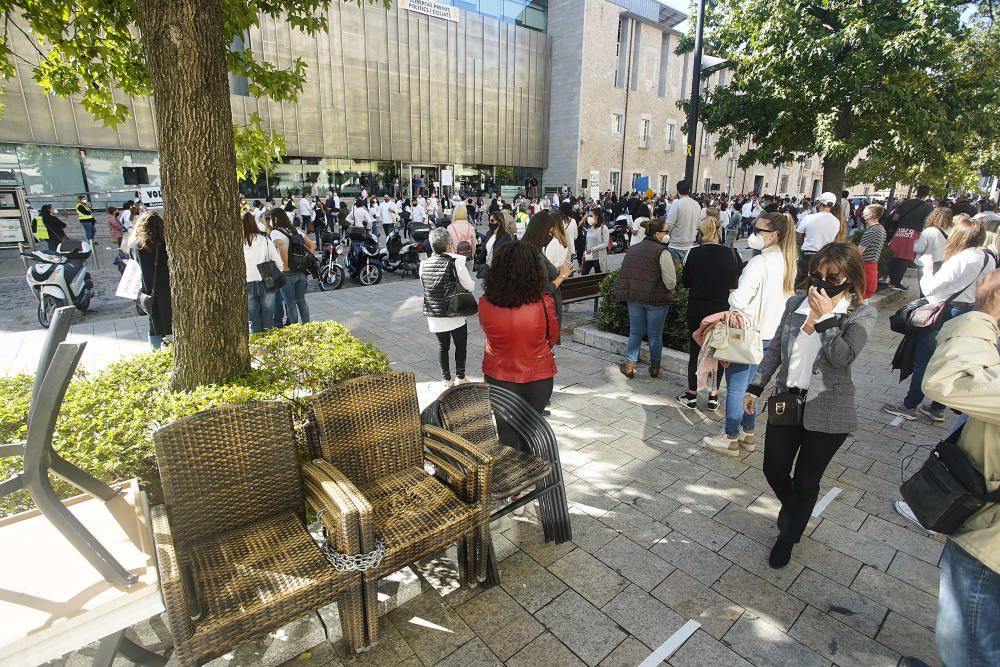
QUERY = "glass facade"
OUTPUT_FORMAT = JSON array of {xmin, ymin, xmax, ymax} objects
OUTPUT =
[{"xmin": 447, "ymin": 0, "xmax": 547, "ymax": 31}]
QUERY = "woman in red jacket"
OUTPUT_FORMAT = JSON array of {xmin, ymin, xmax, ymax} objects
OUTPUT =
[{"xmin": 479, "ymin": 240, "xmax": 565, "ymax": 448}]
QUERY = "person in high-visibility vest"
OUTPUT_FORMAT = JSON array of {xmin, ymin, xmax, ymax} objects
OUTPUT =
[
  {"xmin": 76, "ymin": 195, "xmax": 96, "ymax": 241},
  {"xmin": 33, "ymin": 212, "xmax": 48, "ymax": 243}
]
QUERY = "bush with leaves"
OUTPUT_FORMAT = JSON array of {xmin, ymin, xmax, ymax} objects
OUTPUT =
[
  {"xmin": 0, "ymin": 322, "xmax": 390, "ymax": 517},
  {"xmin": 596, "ymin": 262, "xmax": 691, "ymax": 353}
]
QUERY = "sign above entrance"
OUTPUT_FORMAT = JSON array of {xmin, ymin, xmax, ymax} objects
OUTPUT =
[{"xmin": 400, "ymin": 0, "xmax": 460, "ymax": 22}]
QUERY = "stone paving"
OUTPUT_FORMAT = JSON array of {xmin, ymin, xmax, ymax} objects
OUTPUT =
[{"xmin": 6, "ymin": 262, "xmax": 951, "ymax": 667}]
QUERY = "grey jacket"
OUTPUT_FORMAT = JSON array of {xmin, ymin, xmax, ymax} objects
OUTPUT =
[{"xmin": 747, "ymin": 295, "xmax": 876, "ymax": 434}]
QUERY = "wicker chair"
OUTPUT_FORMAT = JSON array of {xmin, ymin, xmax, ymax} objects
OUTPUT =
[
  {"xmin": 421, "ymin": 382, "xmax": 572, "ymax": 587},
  {"xmin": 151, "ymin": 401, "xmax": 368, "ymax": 666},
  {"xmin": 307, "ymin": 371, "xmax": 492, "ymax": 644}
]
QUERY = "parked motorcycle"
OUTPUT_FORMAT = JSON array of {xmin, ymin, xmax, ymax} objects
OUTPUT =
[
  {"xmin": 316, "ymin": 229, "xmax": 345, "ymax": 290},
  {"xmin": 379, "ymin": 227, "xmax": 421, "ymax": 278},
  {"xmin": 609, "ymin": 215, "xmax": 631, "ymax": 254},
  {"xmin": 344, "ymin": 225, "xmax": 383, "ymax": 286},
  {"xmin": 22, "ymin": 239, "xmax": 95, "ymax": 328}
]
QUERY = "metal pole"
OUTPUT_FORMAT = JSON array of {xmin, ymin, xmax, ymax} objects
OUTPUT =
[
  {"xmin": 620, "ymin": 20, "xmax": 634, "ymax": 196},
  {"xmin": 684, "ymin": 0, "xmax": 706, "ymax": 186}
]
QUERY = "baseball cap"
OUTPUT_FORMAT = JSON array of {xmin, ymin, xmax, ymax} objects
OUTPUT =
[{"xmin": 816, "ymin": 192, "xmax": 837, "ymax": 205}]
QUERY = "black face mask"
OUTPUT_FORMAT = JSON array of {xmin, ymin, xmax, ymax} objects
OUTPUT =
[{"xmin": 810, "ymin": 277, "xmax": 850, "ymax": 298}]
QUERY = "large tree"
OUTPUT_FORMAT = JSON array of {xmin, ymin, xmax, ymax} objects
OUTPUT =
[
  {"xmin": 697, "ymin": 0, "xmax": 999, "ymax": 195},
  {"xmin": 0, "ymin": 0, "xmax": 386, "ymax": 389}
]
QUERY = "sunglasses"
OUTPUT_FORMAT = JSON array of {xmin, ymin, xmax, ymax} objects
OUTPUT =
[
  {"xmin": 753, "ymin": 226, "xmax": 776, "ymax": 234},
  {"xmin": 809, "ymin": 271, "xmax": 846, "ymax": 284}
]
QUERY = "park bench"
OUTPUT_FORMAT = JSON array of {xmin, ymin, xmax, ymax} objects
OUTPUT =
[{"xmin": 560, "ymin": 272, "xmax": 608, "ymax": 314}]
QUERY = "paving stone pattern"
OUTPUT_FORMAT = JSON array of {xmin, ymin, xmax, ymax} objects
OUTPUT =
[{"xmin": 25, "ymin": 270, "xmax": 952, "ymax": 667}]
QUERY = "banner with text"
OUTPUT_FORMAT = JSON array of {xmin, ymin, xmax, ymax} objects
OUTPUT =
[{"xmin": 400, "ymin": 0, "xmax": 460, "ymax": 22}]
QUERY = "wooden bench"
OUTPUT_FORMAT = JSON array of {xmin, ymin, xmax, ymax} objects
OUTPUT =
[{"xmin": 560, "ymin": 272, "xmax": 608, "ymax": 314}]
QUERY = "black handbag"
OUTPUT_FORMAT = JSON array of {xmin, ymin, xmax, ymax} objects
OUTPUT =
[
  {"xmin": 445, "ymin": 258, "xmax": 478, "ymax": 317},
  {"xmin": 901, "ymin": 425, "xmax": 1000, "ymax": 534},
  {"xmin": 256, "ymin": 238, "xmax": 287, "ymax": 290},
  {"xmin": 767, "ymin": 392, "xmax": 805, "ymax": 427}
]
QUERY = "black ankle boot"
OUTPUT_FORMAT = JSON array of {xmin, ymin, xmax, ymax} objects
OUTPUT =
[{"xmin": 769, "ymin": 537, "xmax": 794, "ymax": 569}]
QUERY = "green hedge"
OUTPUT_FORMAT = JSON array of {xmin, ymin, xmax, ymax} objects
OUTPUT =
[
  {"xmin": 0, "ymin": 322, "xmax": 390, "ymax": 517},
  {"xmin": 596, "ymin": 261, "xmax": 691, "ymax": 353}
]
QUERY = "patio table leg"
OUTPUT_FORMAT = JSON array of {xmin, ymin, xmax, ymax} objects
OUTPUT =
[{"xmin": 94, "ymin": 630, "xmax": 168, "ymax": 667}]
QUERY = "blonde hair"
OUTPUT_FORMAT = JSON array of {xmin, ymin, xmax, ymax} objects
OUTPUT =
[
  {"xmin": 924, "ymin": 206, "xmax": 952, "ymax": 231},
  {"xmin": 551, "ymin": 214, "xmax": 570, "ymax": 247},
  {"xmin": 757, "ymin": 212, "xmax": 798, "ymax": 296},
  {"xmin": 699, "ymin": 211, "xmax": 722, "ymax": 243},
  {"xmin": 452, "ymin": 205, "xmax": 468, "ymax": 223},
  {"xmin": 863, "ymin": 204, "xmax": 884, "ymax": 220},
  {"xmin": 944, "ymin": 214, "xmax": 986, "ymax": 261}
]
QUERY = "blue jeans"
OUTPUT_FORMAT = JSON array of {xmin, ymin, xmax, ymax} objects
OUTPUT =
[
  {"xmin": 279, "ymin": 271, "xmax": 310, "ymax": 324},
  {"xmin": 626, "ymin": 302, "xmax": 670, "ymax": 363},
  {"xmin": 936, "ymin": 540, "xmax": 1000, "ymax": 667},
  {"xmin": 247, "ymin": 281, "xmax": 277, "ymax": 334},
  {"xmin": 668, "ymin": 247, "xmax": 688, "ymax": 263},
  {"xmin": 80, "ymin": 221, "xmax": 96, "ymax": 240},
  {"xmin": 904, "ymin": 305, "xmax": 973, "ymax": 409},
  {"xmin": 149, "ymin": 335, "xmax": 163, "ymax": 349},
  {"xmin": 723, "ymin": 339, "xmax": 771, "ymax": 437}
]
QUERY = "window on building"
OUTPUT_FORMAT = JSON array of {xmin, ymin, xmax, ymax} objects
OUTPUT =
[
  {"xmin": 629, "ymin": 23, "xmax": 641, "ymax": 91},
  {"xmin": 727, "ymin": 159, "xmax": 737, "ymax": 179},
  {"xmin": 665, "ymin": 123, "xmax": 676, "ymax": 150},
  {"xmin": 228, "ymin": 35, "xmax": 250, "ymax": 96},
  {"xmin": 701, "ymin": 131, "xmax": 711, "ymax": 155},
  {"xmin": 798, "ymin": 175, "xmax": 807, "ymax": 193},
  {"xmin": 657, "ymin": 33, "xmax": 670, "ymax": 97},
  {"xmin": 609, "ymin": 170, "xmax": 621, "ymax": 194},
  {"xmin": 680, "ymin": 52, "xmax": 690, "ymax": 101},
  {"xmin": 612, "ymin": 113, "xmax": 624, "ymax": 135},
  {"xmin": 659, "ymin": 174, "xmax": 669, "ymax": 195},
  {"xmin": 779, "ymin": 174, "xmax": 789, "ymax": 193},
  {"xmin": 632, "ymin": 172, "xmax": 642, "ymax": 190},
  {"xmin": 614, "ymin": 18, "xmax": 628, "ymax": 88},
  {"xmin": 704, "ymin": 177, "xmax": 712, "ymax": 193},
  {"xmin": 639, "ymin": 118, "xmax": 651, "ymax": 147}
]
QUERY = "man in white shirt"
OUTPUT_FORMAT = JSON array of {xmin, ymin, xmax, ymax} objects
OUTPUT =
[
  {"xmin": 411, "ymin": 200, "xmax": 426, "ymax": 228},
  {"xmin": 378, "ymin": 194, "xmax": 397, "ymax": 238},
  {"xmin": 297, "ymin": 194, "xmax": 314, "ymax": 232},
  {"xmin": 795, "ymin": 191, "xmax": 842, "ymax": 283},
  {"xmin": 665, "ymin": 179, "xmax": 701, "ymax": 261}
]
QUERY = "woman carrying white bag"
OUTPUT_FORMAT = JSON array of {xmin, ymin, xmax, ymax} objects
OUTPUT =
[{"xmin": 703, "ymin": 211, "xmax": 798, "ymax": 456}]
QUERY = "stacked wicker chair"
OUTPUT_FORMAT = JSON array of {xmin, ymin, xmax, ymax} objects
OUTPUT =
[
  {"xmin": 421, "ymin": 382, "xmax": 572, "ymax": 587},
  {"xmin": 151, "ymin": 401, "xmax": 369, "ymax": 666},
  {"xmin": 306, "ymin": 371, "xmax": 492, "ymax": 644}
]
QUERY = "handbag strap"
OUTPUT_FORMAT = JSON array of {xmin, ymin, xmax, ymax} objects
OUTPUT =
[
  {"xmin": 941, "ymin": 253, "xmax": 991, "ymax": 307},
  {"xmin": 148, "ymin": 246, "xmax": 160, "ymax": 299}
]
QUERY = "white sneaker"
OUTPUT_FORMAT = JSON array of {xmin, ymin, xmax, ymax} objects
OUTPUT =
[
  {"xmin": 702, "ymin": 432, "xmax": 741, "ymax": 457},
  {"xmin": 738, "ymin": 428, "xmax": 756, "ymax": 452},
  {"xmin": 455, "ymin": 376, "xmax": 469, "ymax": 385}
]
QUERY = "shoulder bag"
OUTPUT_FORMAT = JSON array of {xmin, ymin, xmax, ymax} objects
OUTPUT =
[
  {"xmin": 766, "ymin": 392, "xmax": 805, "ymax": 427},
  {"xmin": 445, "ymin": 257, "xmax": 478, "ymax": 317},
  {"xmin": 901, "ymin": 425, "xmax": 1000, "ymax": 534},
  {"xmin": 713, "ymin": 261, "xmax": 767, "ymax": 365},
  {"xmin": 256, "ymin": 237, "xmax": 286, "ymax": 291},
  {"xmin": 889, "ymin": 255, "xmax": 989, "ymax": 335}
]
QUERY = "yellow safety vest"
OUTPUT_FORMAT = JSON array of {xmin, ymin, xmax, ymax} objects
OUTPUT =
[
  {"xmin": 76, "ymin": 202, "xmax": 94, "ymax": 221},
  {"xmin": 34, "ymin": 215, "xmax": 48, "ymax": 240}
]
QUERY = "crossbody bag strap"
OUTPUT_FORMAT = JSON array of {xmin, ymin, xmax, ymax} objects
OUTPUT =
[
  {"xmin": 149, "ymin": 247, "xmax": 160, "ymax": 299},
  {"xmin": 942, "ymin": 254, "xmax": 991, "ymax": 307}
]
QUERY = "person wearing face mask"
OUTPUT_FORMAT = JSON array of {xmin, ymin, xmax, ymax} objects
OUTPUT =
[
  {"xmin": 703, "ymin": 212, "xmax": 798, "ymax": 456},
  {"xmin": 856, "ymin": 203, "xmax": 887, "ymax": 299},
  {"xmin": 795, "ymin": 192, "xmax": 844, "ymax": 284},
  {"xmin": 615, "ymin": 219, "xmax": 677, "ymax": 378},
  {"xmin": 743, "ymin": 243, "xmax": 876, "ymax": 568},
  {"xmin": 581, "ymin": 210, "xmax": 609, "ymax": 274}
]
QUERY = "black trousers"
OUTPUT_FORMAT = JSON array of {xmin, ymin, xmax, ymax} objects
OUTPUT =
[
  {"xmin": 795, "ymin": 251, "xmax": 815, "ymax": 287},
  {"xmin": 434, "ymin": 324, "xmax": 467, "ymax": 379},
  {"xmin": 888, "ymin": 257, "xmax": 912, "ymax": 288},
  {"xmin": 581, "ymin": 259, "xmax": 602, "ymax": 275},
  {"xmin": 763, "ymin": 423, "xmax": 848, "ymax": 543},
  {"xmin": 485, "ymin": 374, "xmax": 554, "ymax": 454}
]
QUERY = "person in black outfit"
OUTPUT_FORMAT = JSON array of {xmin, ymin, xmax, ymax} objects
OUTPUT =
[
  {"xmin": 676, "ymin": 213, "xmax": 742, "ymax": 410},
  {"xmin": 132, "ymin": 211, "xmax": 172, "ymax": 349},
  {"xmin": 886, "ymin": 185, "xmax": 933, "ymax": 289},
  {"xmin": 39, "ymin": 204, "xmax": 68, "ymax": 252}
]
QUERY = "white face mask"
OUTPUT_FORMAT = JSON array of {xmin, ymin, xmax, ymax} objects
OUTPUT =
[
  {"xmin": 656, "ymin": 232, "xmax": 670, "ymax": 244},
  {"xmin": 747, "ymin": 233, "xmax": 765, "ymax": 250}
]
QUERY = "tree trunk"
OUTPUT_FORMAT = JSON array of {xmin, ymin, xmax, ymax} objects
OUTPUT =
[
  {"xmin": 136, "ymin": 0, "xmax": 250, "ymax": 390},
  {"xmin": 821, "ymin": 155, "xmax": 847, "ymax": 196}
]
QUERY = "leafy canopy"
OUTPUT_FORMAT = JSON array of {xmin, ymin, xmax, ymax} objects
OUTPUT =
[
  {"xmin": 698, "ymin": 0, "xmax": 999, "ymax": 190},
  {"xmin": 0, "ymin": 0, "xmax": 390, "ymax": 179}
]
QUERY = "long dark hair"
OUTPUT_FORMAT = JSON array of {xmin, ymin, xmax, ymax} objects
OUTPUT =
[
  {"xmin": 241, "ymin": 211, "xmax": 263, "ymax": 246},
  {"xmin": 269, "ymin": 207, "xmax": 296, "ymax": 234},
  {"xmin": 808, "ymin": 242, "xmax": 867, "ymax": 307},
  {"xmin": 483, "ymin": 241, "xmax": 547, "ymax": 308},
  {"xmin": 135, "ymin": 211, "xmax": 165, "ymax": 251},
  {"xmin": 521, "ymin": 210, "xmax": 560, "ymax": 250}
]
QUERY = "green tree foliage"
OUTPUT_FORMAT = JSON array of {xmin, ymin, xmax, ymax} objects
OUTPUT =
[
  {"xmin": 698, "ymin": 0, "xmax": 999, "ymax": 194},
  {"xmin": 0, "ymin": 0, "xmax": 389, "ymax": 177}
]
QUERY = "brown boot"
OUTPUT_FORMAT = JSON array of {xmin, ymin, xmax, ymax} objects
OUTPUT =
[
  {"xmin": 649, "ymin": 362, "xmax": 661, "ymax": 378},
  {"xmin": 619, "ymin": 361, "xmax": 636, "ymax": 378}
]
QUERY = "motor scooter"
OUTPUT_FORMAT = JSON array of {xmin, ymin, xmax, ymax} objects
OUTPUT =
[
  {"xmin": 344, "ymin": 225, "xmax": 383, "ymax": 286},
  {"xmin": 609, "ymin": 215, "xmax": 632, "ymax": 254},
  {"xmin": 22, "ymin": 239, "xmax": 95, "ymax": 328},
  {"xmin": 316, "ymin": 229, "xmax": 345, "ymax": 290},
  {"xmin": 379, "ymin": 227, "xmax": 421, "ymax": 278}
]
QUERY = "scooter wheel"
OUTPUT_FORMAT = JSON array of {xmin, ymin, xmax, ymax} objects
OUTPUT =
[
  {"xmin": 38, "ymin": 294, "xmax": 66, "ymax": 329},
  {"xmin": 359, "ymin": 264, "xmax": 382, "ymax": 286}
]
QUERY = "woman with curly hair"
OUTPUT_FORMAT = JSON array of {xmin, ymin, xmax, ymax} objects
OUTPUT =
[
  {"xmin": 133, "ymin": 210, "xmax": 172, "ymax": 349},
  {"xmin": 479, "ymin": 240, "xmax": 565, "ymax": 446}
]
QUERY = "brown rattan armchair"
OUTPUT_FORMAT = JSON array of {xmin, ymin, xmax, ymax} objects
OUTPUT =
[
  {"xmin": 307, "ymin": 371, "xmax": 492, "ymax": 644},
  {"xmin": 151, "ymin": 401, "xmax": 368, "ymax": 666},
  {"xmin": 421, "ymin": 382, "xmax": 572, "ymax": 587}
]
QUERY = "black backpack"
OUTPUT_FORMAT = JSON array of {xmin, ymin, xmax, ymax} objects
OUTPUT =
[{"xmin": 279, "ymin": 229, "xmax": 311, "ymax": 272}]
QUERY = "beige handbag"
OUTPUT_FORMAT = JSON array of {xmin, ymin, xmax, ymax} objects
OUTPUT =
[{"xmin": 713, "ymin": 265, "xmax": 766, "ymax": 365}]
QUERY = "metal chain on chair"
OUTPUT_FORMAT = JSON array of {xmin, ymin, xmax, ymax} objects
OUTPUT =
[{"xmin": 314, "ymin": 509, "xmax": 386, "ymax": 571}]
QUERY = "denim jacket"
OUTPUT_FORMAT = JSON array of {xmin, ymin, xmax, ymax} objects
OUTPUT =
[{"xmin": 748, "ymin": 295, "xmax": 876, "ymax": 434}]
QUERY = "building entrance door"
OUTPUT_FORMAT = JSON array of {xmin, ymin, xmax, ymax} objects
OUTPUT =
[{"xmin": 406, "ymin": 165, "xmax": 439, "ymax": 199}]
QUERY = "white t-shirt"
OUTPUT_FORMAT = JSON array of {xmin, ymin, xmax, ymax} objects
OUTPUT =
[
  {"xmin": 411, "ymin": 204, "xmax": 426, "ymax": 223},
  {"xmin": 378, "ymin": 200, "xmax": 397, "ymax": 225},
  {"xmin": 796, "ymin": 212, "xmax": 840, "ymax": 252},
  {"xmin": 786, "ymin": 297, "xmax": 851, "ymax": 390},
  {"xmin": 244, "ymin": 234, "xmax": 279, "ymax": 282},
  {"xmin": 347, "ymin": 207, "xmax": 372, "ymax": 229},
  {"xmin": 919, "ymin": 247, "xmax": 997, "ymax": 305},
  {"xmin": 913, "ymin": 227, "xmax": 947, "ymax": 264},
  {"xmin": 419, "ymin": 253, "xmax": 476, "ymax": 332},
  {"xmin": 119, "ymin": 209, "xmax": 133, "ymax": 230},
  {"xmin": 741, "ymin": 201, "xmax": 753, "ymax": 218},
  {"xmin": 297, "ymin": 197, "xmax": 313, "ymax": 219},
  {"xmin": 269, "ymin": 229, "xmax": 292, "ymax": 271},
  {"xmin": 544, "ymin": 237, "xmax": 571, "ymax": 268}
]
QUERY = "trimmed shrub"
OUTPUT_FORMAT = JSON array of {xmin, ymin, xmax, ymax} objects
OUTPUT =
[
  {"xmin": 596, "ymin": 261, "xmax": 691, "ymax": 353},
  {"xmin": 0, "ymin": 321, "xmax": 390, "ymax": 517}
]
